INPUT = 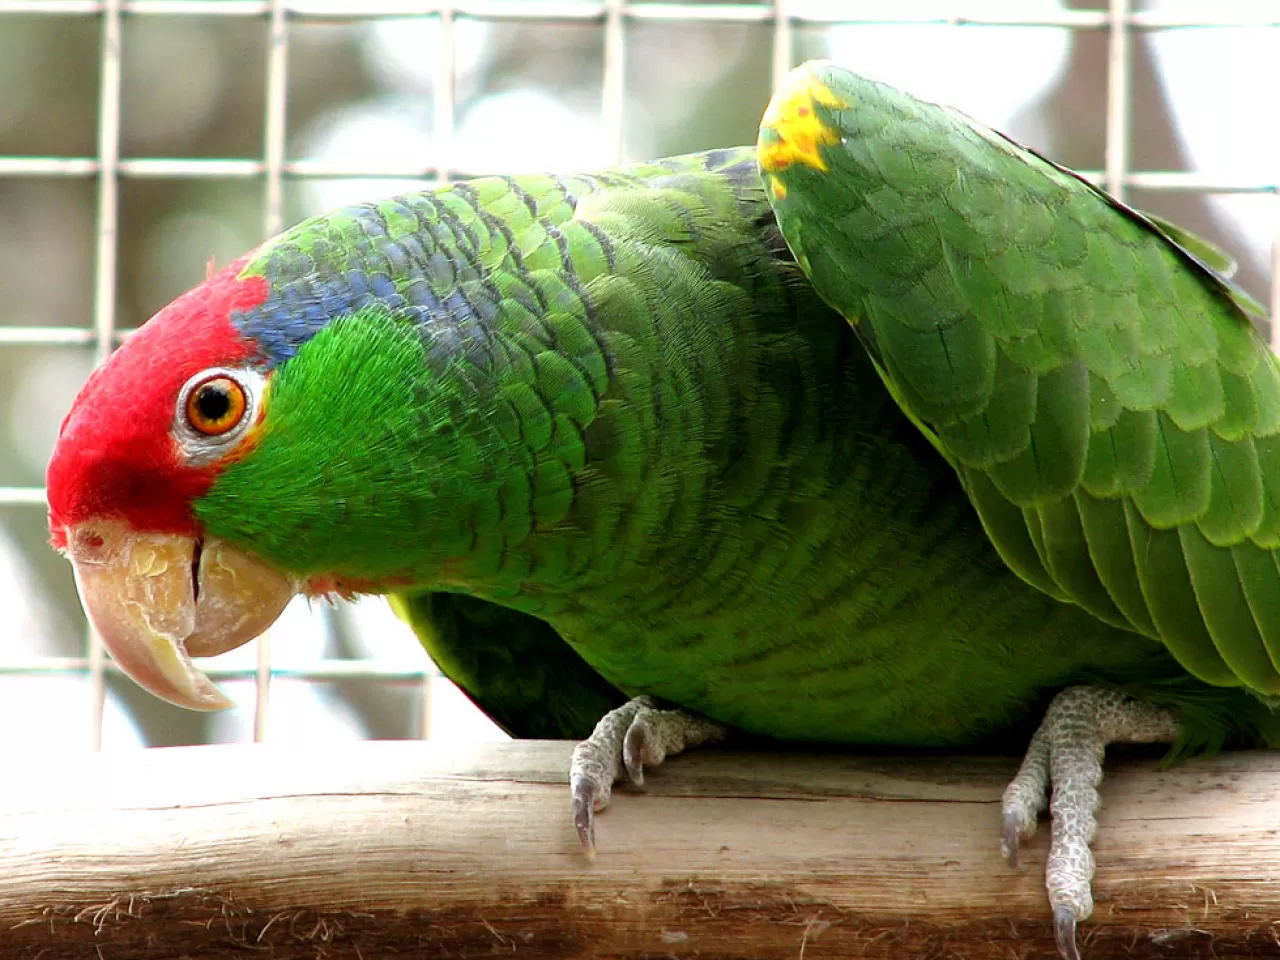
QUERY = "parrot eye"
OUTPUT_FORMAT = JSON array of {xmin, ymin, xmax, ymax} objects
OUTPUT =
[
  {"xmin": 185, "ymin": 377, "xmax": 246, "ymax": 436},
  {"xmin": 174, "ymin": 367, "xmax": 264, "ymax": 462}
]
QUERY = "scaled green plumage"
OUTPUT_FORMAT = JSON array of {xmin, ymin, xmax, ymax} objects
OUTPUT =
[
  {"xmin": 758, "ymin": 60, "xmax": 1280, "ymax": 703},
  {"xmin": 182, "ymin": 148, "xmax": 1274, "ymax": 752}
]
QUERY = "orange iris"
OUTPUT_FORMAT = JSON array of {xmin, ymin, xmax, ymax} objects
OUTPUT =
[{"xmin": 185, "ymin": 376, "xmax": 247, "ymax": 436}]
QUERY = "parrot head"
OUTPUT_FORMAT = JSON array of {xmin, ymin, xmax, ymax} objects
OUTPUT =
[
  {"xmin": 46, "ymin": 254, "xmax": 298, "ymax": 712},
  {"xmin": 46, "ymin": 198, "xmax": 517, "ymax": 714}
]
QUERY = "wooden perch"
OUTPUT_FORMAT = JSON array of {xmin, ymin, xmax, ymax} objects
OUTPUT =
[{"xmin": 1, "ymin": 742, "xmax": 1279, "ymax": 959}]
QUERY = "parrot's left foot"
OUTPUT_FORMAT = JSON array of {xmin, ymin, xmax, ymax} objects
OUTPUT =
[
  {"xmin": 570, "ymin": 695, "xmax": 726, "ymax": 857},
  {"xmin": 1000, "ymin": 685, "xmax": 1179, "ymax": 960}
]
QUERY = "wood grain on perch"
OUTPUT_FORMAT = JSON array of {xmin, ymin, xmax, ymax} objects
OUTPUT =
[{"xmin": 1, "ymin": 740, "xmax": 1277, "ymax": 958}]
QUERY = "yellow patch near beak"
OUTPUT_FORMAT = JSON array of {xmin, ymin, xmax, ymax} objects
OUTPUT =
[{"xmin": 759, "ymin": 64, "xmax": 848, "ymax": 174}]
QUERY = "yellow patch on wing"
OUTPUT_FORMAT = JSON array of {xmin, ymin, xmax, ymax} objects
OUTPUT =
[{"xmin": 759, "ymin": 64, "xmax": 847, "ymax": 174}]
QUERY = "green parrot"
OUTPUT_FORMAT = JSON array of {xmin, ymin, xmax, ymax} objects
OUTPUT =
[{"xmin": 43, "ymin": 68, "xmax": 1270, "ymax": 960}]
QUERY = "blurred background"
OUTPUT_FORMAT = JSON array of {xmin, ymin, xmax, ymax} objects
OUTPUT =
[{"xmin": 0, "ymin": 0, "xmax": 1276, "ymax": 752}]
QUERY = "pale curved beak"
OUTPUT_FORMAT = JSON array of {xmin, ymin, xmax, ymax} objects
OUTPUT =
[{"xmin": 62, "ymin": 519, "xmax": 297, "ymax": 711}]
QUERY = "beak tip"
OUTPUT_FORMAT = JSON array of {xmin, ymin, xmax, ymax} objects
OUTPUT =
[
  {"xmin": 198, "ymin": 698, "xmax": 236, "ymax": 713},
  {"xmin": 178, "ymin": 676, "xmax": 237, "ymax": 713}
]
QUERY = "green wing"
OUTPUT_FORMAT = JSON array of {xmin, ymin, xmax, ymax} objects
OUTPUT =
[
  {"xmin": 389, "ymin": 591, "xmax": 626, "ymax": 739},
  {"xmin": 760, "ymin": 61, "xmax": 1280, "ymax": 695}
]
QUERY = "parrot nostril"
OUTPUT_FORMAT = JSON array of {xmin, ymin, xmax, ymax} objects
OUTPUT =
[{"xmin": 72, "ymin": 526, "xmax": 107, "ymax": 560}]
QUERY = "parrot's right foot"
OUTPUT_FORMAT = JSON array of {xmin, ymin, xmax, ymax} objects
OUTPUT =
[
  {"xmin": 1000, "ymin": 685, "xmax": 1180, "ymax": 960},
  {"xmin": 569, "ymin": 696, "xmax": 726, "ymax": 857}
]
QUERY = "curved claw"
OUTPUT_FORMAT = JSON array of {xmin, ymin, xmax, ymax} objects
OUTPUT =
[
  {"xmin": 570, "ymin": 774, "xmax": 598, "ymax": 860},
  {"xmin": 1054, "ymin": 904, "xmax": 1080, "ymax": 960},
  {"xmin": 623, "ymin": 719, "xmax": 648, "ymax": 786},
  {"xmin": 1001, "ymin": 809, "xmax": 1025, "ymax": 868}
]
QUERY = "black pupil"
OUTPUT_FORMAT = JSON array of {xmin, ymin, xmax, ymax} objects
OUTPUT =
[{"xmin": 196, "ymin": 383, "xmax": 232, "ymax": 422}]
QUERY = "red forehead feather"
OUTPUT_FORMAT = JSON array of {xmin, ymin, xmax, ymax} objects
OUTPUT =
[{"xmin": 47, "ymin": 255, "xmax": 269, "ymax": 546}]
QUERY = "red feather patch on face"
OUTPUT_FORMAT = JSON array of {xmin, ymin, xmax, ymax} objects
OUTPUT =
[{"xmin": 47, "ymin": 254, "xmax": 269, "ymax": 549}]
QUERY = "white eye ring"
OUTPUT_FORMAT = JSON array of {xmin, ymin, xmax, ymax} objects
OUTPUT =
[{"xmin": 173, "ymin": 367, "xmax": 265, "ymax": 465}]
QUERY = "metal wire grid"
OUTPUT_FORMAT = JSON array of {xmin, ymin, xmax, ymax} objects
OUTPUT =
[{"xmin": 0, "ymin": 0, "xmax": 1277, "ymax": 749}]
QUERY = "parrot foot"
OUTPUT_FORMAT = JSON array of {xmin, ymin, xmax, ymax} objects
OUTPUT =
[
  {"xmin": 1000, "ymin": 685, "xmax": 1179, "ymax": 960},
  {"xmin": 569, "ymin": 695, "xmax": 726, "ymax": 858}
]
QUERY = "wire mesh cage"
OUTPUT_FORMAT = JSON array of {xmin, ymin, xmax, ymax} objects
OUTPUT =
[{"xmin": 0, "ymin": 0, "xmax": 1276, "ymax": 755}]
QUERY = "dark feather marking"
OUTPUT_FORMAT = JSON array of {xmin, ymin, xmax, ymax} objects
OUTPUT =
[
  {"xmin": 478, "ymin": 203, "xmax": 528, "ymax": 273},
  {"xmin": 503, "ymin": 176, "xmax": 540, "ymax": 220},
  {"xmin": 430, "ymin": 191, "xmax": 482, "ymax": 262},
  {"xmin": 434, "ymin": 195, "xmax": 510, "ymax": 360},
  {"xmin": 549, "ymin": 173, "xmax": 576, "ymax": 205},
  {"xmin": 576, "ymin": 218, "xmax": 617, "ymax": 273},
  {"xmin": 557, "ymin": 264, "xmax": 613, "ymax": 383},
  {"xmin": 546, "ymin": 221, "xmax": 574, "ymax": 276}
]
